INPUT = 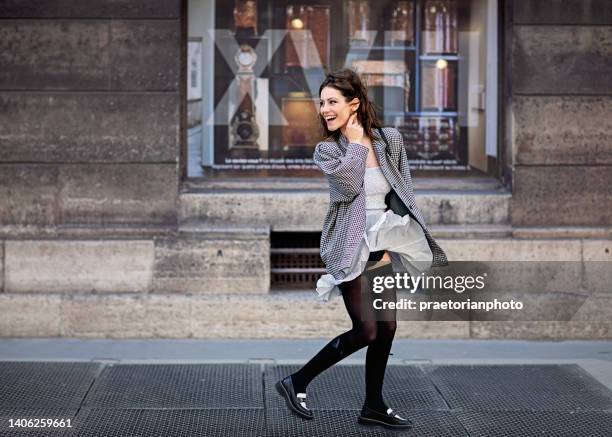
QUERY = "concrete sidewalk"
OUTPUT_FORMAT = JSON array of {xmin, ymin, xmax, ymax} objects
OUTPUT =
[{"xmin": 1, "ymin": 339, "xmax": 612, "ymax": 436}]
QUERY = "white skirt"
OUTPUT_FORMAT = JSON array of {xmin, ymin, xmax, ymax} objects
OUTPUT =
[{"xmin": 315, "ymin": 208, "xmax": 433, "ymax": 303}]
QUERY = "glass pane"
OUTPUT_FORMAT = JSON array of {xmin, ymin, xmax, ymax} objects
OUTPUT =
[{"xmin": 188, "ymin": 0, "xmax": 488, "ymax": 177}]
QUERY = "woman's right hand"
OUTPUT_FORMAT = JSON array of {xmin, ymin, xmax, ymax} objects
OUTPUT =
[{"xmin": 343, "ymin": 113, "xmax": 364, "ymax": 144}]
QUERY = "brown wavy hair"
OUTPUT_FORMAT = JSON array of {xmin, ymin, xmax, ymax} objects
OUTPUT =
[{"xmin": 318, "ymin": 68, "xmax": 383, "ymax": 142}]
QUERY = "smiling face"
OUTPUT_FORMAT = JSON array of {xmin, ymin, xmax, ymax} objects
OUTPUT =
[{"xmin": 319, "ymin": 86, "xmax": 359, "ymax": 132}]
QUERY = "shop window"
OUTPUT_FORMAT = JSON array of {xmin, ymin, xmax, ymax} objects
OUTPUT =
[{"xmin": 187, "ymin": 0, "xmax": 498, "ymax": 178}]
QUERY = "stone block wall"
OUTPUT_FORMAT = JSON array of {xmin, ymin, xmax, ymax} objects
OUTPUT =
[
  {"xmin": 0, "ymin": 0, "xmax": 182, "ymax": 230},
  {"xmin": 510, "ymin": 0, "xmax": 612, "ymax": 226}
]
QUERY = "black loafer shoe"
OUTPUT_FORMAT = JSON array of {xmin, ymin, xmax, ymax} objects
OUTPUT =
[
  {"xmin": 358, "ymin": 405, "xmax": 412, "ymax": 429},
  {"xmin": 275, "ymin": 376, "xmax": 314, "ymax": 419}
]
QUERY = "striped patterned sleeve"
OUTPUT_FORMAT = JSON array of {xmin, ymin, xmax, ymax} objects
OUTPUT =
[{"xmin": 313, "ymin": 141, "xmax": 370, "ymax": 203}]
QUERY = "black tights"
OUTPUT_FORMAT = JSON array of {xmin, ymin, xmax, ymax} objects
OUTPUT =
[{"xmin": 290, "ymin": 273, "xmax": 397, "ymax": 412}]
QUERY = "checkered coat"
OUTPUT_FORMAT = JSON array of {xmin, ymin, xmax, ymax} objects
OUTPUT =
[{"xmin": 313, "ymin": 127, "xmax": 448, "ymax": 280}]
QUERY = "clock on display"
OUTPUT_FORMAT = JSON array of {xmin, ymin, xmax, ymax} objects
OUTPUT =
[{"xmin": 235, "ymin": 44, "xmax": 257, "ymax": 73}]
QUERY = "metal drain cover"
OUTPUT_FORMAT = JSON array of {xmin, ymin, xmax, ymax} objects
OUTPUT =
[
  {"xmin": 0, "ymin": 361, "xmax": 101, "ymax": 409},
  {"xmin": 84, "ymin": 364, "xmax": 263, "ymax": 409},
  {"xmin": 426, "ymin": 364, "xmax": 612, "ymax": 411}
]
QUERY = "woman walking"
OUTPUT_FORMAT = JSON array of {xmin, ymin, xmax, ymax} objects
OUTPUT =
[{"xmin": 276, "ymin": 69, "xmax": 447, "ymax": 430}]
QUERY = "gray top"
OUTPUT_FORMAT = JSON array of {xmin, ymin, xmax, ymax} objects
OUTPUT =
[{"xmin": 364, "ymin": 166, "xmax": 391, "ymax": 211}]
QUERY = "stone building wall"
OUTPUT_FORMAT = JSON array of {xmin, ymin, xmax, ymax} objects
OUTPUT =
[
  {"xmin": 0, "ymin": 0, "xmax": 182, "ymax": 231},
  {"xmin": 510, "ymin": 0, "xmax": 612, "ymax": 226}
]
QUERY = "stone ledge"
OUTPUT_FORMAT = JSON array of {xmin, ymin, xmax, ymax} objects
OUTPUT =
[
  {"xmin": 513, "ymin": 227, "xmax": 612, "ymax": 239},
  {"xmin": 0, "ymin": 224, "xmax": 178, "ymax": 240},
  {"xmin": 179, "ymin": 190, "xmax": 511, "ymax": 230},
  {"xmin": 4, "ymin": 240, "xmax": 154, "ymax": 293},
  {"xmin": 182, "ymin": 175, "xmax": 506, "ymax": 192},
  {"xmin": 178, "ymin": 222, "xmax": 270, "ymax": 240},
  {"xmin": 3, "ymin": 292, "xmax": 611, "ymax": 340},
  {"xmin": 14, "ymin": 292, "xmax": 470, "ymax": 339},
  {"xmin": 3, "ymin": 224, "xmax": 608, "ymax": 240},
  {"xmin": 1, "ymin": 236, "xmax": 608, "ymax": 295},
  {"xmin": 430, "ymin": 224, "xmax": 513, "ymax": 239}
]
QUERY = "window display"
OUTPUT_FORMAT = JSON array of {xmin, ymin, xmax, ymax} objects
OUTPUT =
[{"xmin": 189, "ymin": 0, "xmax": 489, "ymax": 176}]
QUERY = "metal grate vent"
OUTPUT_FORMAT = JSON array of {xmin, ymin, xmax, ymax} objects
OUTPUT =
[{"xmin": 270, "ymin": 232, "xmax": 325, "ymax": 290}]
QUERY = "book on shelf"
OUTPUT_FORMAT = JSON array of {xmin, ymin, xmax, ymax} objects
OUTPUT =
[
  {"xmin": 422, "ymin": 0, "xmax": 458, "ymax": 54},
  {"xmin": 421, "ymin": 60, "xmax": 456, "ymax": 111}
]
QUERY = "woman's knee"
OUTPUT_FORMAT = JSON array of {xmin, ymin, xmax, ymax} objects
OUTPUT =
[
  {"xmin": 376, "ymin": 321, "xmax": 397, "ymax": 340},
  {"xmin": 354, "ymin": 322, "xmax": 378, "ymax": 345}
]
